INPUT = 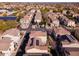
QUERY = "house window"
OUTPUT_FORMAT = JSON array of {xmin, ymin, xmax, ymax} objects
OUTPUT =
[
  {"xmin": 36, "ymin": 40, "xmax": 39, "ymax": 46},
  {"xmin": 30, "ymin": 38, "xmax": 34, "ymax": 46}
]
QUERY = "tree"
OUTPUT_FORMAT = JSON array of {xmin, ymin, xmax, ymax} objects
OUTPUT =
[
  {"xmin": 40, "ymin": 7, "xmax": 49, "ymax": 14},
  {"xmin": 66, "ymin": 10, "xmax": 70, "ymax": 15}
]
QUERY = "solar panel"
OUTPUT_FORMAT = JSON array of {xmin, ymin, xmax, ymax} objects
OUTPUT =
[
  {"xmin": 66, "ymin": 35, "xmax": 74, "ymax": 42},
  {"xmin": 64, "ymin": 35, "xmax": 70, "ymax": 42},
  {"xmin": 69, "ymin": 35, "xmax": 75, "ymax": 40}
]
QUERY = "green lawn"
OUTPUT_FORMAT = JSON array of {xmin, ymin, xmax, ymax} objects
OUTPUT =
[{"xmin": 0, "ymin": 20, "xmax": 18, "ymax": 31}]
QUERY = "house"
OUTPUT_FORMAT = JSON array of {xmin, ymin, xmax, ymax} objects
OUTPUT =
[
  {"xmin": 62, "ymin": 38, "xmax": 79, "ymax": 56},
  {"xmin": 51, "ymin": 19, "xmax": 59, "ymax": 27},
  {"xmin": 47, "ymin": 13, "xmax": 59, "ymax": 27},
  {"xmin": 53, "ymin": 27, "xmax": 71, "ymax": 35},
  {"xmin": 20, "ymin": 9, "xmax": 36, "ymax": 29},
  {"xmin": 59, "ymin": 16, "xmax": 76, "ymax": 27},
  {"xmin": 20, "ymin": 16, "xmax": 30, "ymax": 29},
  {"xmin": 1, "ymin": 28, "xmax": 20, "ymax": 43},
  {"xmin": 0, "ymin": 38, "xmax": 15, "ymax": 56},
  {"xmin": 52, "ymin": 27, "xmax": 79, "ymax": 56},
  {"xmin": 25, "ymin": 31, "xmax": 50, "ymax": 56},
  {"xmin": 67, "ymin": 20, "xmax": 76, "ymax": 27},
  {"xmin": 34, "ymin": 10, "xmax": 42, "ymax": 24},
  {"xmin": 52, "ymin": 27, "xmax": 71, "ymax": 39},
  {"xmin": 62, "ymin": 10, "xmax": 74, "ymax": 15},
  {"xmin": 29, "ymin": 31, "xmax": 47, "ymax": 45},
  {"xmin": 73, "ymin": 14, "xmax": 79, "ymax": 17},
  {"xmin": 0, "ymin": 28, "xmax": 20, "ymax": 56}
]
